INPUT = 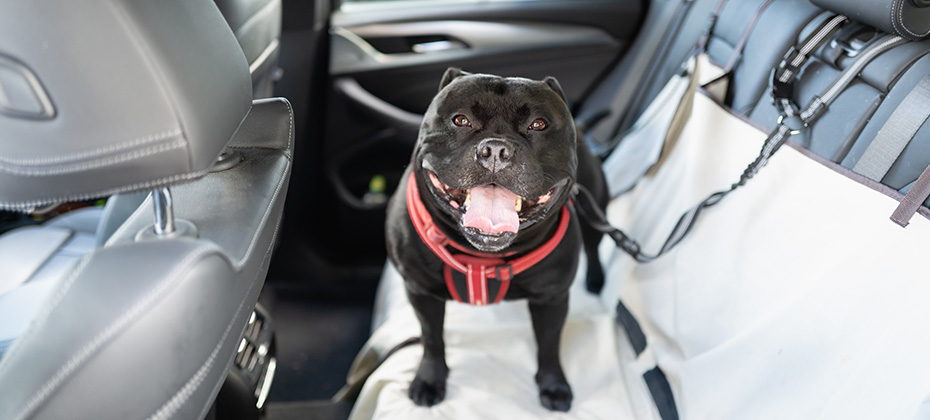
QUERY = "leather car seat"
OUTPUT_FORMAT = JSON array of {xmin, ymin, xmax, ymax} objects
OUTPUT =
[
  {"xmin": 215, "ymin": 0, "xmax": 284, "ymax": 98},
  {"xmin": 0, "ymin": 0, "xmax": 293, "ymax": 418}
]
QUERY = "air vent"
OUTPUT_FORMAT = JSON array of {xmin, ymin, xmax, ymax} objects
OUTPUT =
[{"xmin": 230, "ymin": 303, "xmax": 275, "ymax": 409}]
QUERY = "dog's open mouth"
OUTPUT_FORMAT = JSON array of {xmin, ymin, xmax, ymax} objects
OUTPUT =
[{"xmin": 426, "ymin": 171, "xmax": 562, "ymax": 237}]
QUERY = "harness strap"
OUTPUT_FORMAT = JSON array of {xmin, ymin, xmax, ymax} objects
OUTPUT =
[
  {"xmin": 407, "ymin": 173, "xmax": 571, "ymax": 305},
  {"xmin": 578, "ymin": 21, "xmax": 907, "ymax": 263}
]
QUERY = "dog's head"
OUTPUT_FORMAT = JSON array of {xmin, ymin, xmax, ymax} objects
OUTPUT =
[{"xmin": 413, "ymin": 68, "xmax": 577, "ymax": 253}]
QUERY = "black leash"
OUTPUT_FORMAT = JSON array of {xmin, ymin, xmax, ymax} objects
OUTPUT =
[{"xmin": 576, "ymin": 15, "xmax": 906, "ymax": 263}]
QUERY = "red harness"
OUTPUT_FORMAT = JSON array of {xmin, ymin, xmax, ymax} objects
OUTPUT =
[{"xmin": 406, "ymin": 172, "xmax": 571, "ymax": 305}]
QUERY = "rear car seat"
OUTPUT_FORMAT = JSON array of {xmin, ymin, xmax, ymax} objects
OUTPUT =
[
  {"xmin": 578, "ymin": 0, "xmax": 823, "ymax": 153},
  {"xmin": 599, "ymin": 0, "xmax": 930, "ymax": 419},
  {"xmin": 342, "ymin": 1, "xmax": 917, "ymax": 419}
]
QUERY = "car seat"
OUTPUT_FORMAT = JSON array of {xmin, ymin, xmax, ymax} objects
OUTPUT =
[
  {"xmin": 344, "ymin": 0, "xmax": 930, "ymax": 418},
  {"xmin": 215, "ymin": 0, "xmax": 284, "ymax": 98},
  {"xmin": 0, "ymin": 0, "xmax": 294, "ymax": 418}
]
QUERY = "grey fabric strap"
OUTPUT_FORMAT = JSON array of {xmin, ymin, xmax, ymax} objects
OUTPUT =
[
  {"xmin": 890, "ymin": 164, "xmax": 930, "ymax": 227},
  {"xmin": 853, "ymin": 74, "xmax": 930, "ymax": 181}
]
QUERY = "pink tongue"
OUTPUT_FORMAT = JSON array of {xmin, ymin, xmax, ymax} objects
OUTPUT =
[{"xmin": 462, "ymin": 185, "xmax": 520, "ymax": 234}]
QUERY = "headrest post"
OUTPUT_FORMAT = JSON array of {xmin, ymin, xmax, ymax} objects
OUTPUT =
[{"xmin": 152, "ymin": 187, "xmax": 176, "ymax": 236}]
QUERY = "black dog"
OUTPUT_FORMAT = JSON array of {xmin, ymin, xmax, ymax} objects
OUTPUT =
[{"xmin": 385, "ymin": 68, "xmax": 608, "ymax": 412}]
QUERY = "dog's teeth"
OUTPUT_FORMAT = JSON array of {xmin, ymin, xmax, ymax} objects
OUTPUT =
[
  {"xmin": 515, "ymin": 197, "xmax": 522, "ymax": 212},
  {"xmin": 464, "ymin": 190, "xmax": 471, "ymax": 208}
]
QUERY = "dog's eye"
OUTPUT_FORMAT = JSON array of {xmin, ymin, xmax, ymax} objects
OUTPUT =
[
  {"xmin": 452, "ymin": 115, "xmax": 471, "ymax": 127},
  {"xmin": 529, "ymin": 119, "xmax": 548, "ymax": 131}
]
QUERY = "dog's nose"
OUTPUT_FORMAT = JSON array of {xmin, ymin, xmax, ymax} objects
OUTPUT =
[{"xmin": 476, "ymin": 139, "xmax": 513, "ymax": 172}]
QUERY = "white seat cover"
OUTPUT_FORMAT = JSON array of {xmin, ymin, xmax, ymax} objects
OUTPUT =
[
  {"xmin": 603, "ymin": 92, "xmax": 930, "ymax": 419},
  {"xmin": 351, "ymin": 256, "xmax": 643, "ymax": 420},
  {"xmin": 352, "ymin": 89, "xmax": 930, "ymax": 419}
]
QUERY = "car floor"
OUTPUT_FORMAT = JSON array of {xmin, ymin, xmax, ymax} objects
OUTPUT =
[{"xmin": 258, "ymin": 273, "xmax": 381, "ymax": 420}]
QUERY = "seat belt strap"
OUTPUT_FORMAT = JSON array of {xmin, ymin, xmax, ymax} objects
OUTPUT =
[
  {"xmin": 722, "ymin": 0, "xmax": 775, "ymax": 72},
  {"xmin": 695, "ymin": 0, "xmax": 729, "ymax": 53},
  {"xmin": 852, "ymin": 74, "xmax": 930, "ymax": 181},
  {"xmin": 891, "ymin": 164, "xmax": 930, "ymax": 227},
  {"xmin": 704, "ymin": 0, "xmax": 777, "ymax": 105}
]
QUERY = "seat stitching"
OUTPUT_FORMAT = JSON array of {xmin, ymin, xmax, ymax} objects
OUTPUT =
[
  {"xmin": 0, "ymin": 140, "xmax": 186, "ymax": 176},
  {"xmin": 0, "ymin": 129, "xmax": 183, "ymax": 165},
  {"xmin": 895, "ymin": 0, "xmax": 930, "ymax": 38},
  {"xmin": 155, "ymin": 210, "xmax": 283, "ymax": 420},
  {"xmin": 0, "ymin": 255, "xmax": 94, "ymax": 378},
  {"xmin": 9, "ymin": 244, "xmax": 218, "ymax": 420},
  {"xmin": 0, "ymin": 169, "xmax": 209, "ymax": 213},
  {"xmin": 195, "ymin": 194, "xmax": 284, "ymax": 420},
  {"xmin": 284, "ymin": 99, "xmax": 294, "ymax": 153}
]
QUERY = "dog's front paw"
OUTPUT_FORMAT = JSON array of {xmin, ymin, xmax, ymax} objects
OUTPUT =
[
  {"xmin": 537, "ymin": 372, "xmax": 573, "ymax": 412},
  {"xmin": 408, "ymin": 376, "xmax": 446, "ymax": 407},
  {"xmin": 408, "ymin": 358, "xmax": 449, "ymax": 407},
  {"xmin": 585, "ymin": 268, "xmax": 605, "ymax": 294},
  {"xmin": 539, "ymin": 381, "xmax": 573, "ymax": 412}
]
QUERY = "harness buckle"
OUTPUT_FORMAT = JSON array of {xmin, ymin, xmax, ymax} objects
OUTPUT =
[
  {"xmin": 495, "ymin": 264, "xmax": 514, "ymax": 282},
  {"xmin": 425, "ymin": 225, "xmax": 448, "ymax": 246}
]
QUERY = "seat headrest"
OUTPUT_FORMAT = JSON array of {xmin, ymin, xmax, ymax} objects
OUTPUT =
[
  {"xmin": 812, "ymin": 0, "xmax": 930, "ymax": 40},
  {"xmin": 0, "ymin": 0, "xmax": 252, "ymax": 211}
]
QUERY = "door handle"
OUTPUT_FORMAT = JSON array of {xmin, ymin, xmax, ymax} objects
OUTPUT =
[{"xmin": 411, "ymin": 40, "xmax": 466, "ymax": 53}]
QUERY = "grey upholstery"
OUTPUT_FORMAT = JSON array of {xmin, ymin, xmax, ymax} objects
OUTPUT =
[
  {"xmin": 0, "ymin": 0, "xmax": 252, "ymax": 211},
  {"xmin": 0, "ymin": 99, "xmax": 294, "ymax": 420},
  {"xmin": 0, "ymin": 209, "xmax": 100, "ymax": 359},
  {"xmin": 215, "ymin": 0, "xmax": 284, "ymax": 98},
  {"xmin": 749, "ymin": 19, "xmax": 930, "ymax": 164},
  {"xmin": 0, "ymin": 0, "xmax": 294, "ymax": 418},
  {"xmin": 95, "ymin": 192, "xmax": 151, "ymax": 246},
  {"xmin": 842, "ymin": 52, "xmax": 930, "ymax": 190},
  {"xmin": 576, "ymin": 0, "xmax": 821, "ymax": 145},
  {"xmin": 812, "ymin": 0, "xmax": 930, "ymax": 40}
]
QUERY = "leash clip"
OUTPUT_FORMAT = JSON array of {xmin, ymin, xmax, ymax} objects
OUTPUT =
[{"xmin": 777, "ymin": 114, "xmax": 808, "ymax": 136}]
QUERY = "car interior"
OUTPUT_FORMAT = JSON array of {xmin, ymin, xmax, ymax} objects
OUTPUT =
[{"xmin": 1, "ymin": 0, "xmax": 929, "ymax": 419}]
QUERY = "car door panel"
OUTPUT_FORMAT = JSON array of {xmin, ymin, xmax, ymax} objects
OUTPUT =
[
  {"xmin": 297, "ymin": 0, "xmax": 645, "ymax": 273},
  {"xmin": 332, "ymin": 20, "xmax": 623, "ymax": 111}
]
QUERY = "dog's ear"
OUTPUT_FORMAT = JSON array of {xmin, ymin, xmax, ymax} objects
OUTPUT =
[
  {"xmin": 542, "ymin": 76, "xmax": 568, "ymax": 104},
  {"xmin": 439, "ymin": 67, "xmax": 470, "ymax": 92}
]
